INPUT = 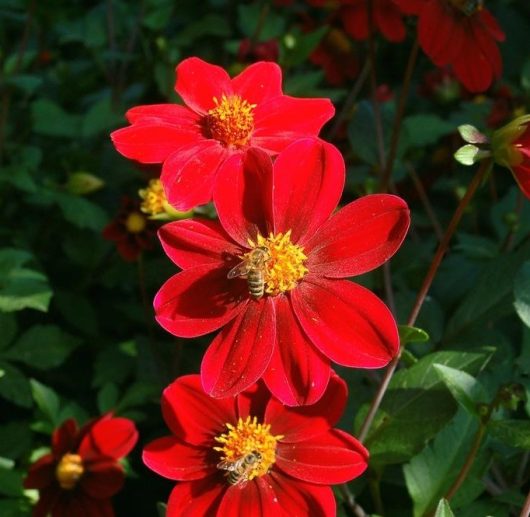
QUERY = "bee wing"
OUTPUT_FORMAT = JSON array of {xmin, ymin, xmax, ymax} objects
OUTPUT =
[
  {"xmin": 217, "ymin": 460, "xmax": 239, "ymax": 472},
  {"xmin": 227, "ymin": 261, "xmax": 251, "ymax": 279},
  {"xmin": 232, "ymin": 477, "xmax": 249, "ymax": 490}
]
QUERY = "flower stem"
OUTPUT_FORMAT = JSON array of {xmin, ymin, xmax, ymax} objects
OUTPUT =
[
  {"xmin": 520, "ymin": 488, "xmax": 530, "ymax": 517},
  {"xmin": 379, "ymin": 37, "xmax": 419, "ymax": 192},
  {"xmin": 338, "ymin": 484, "xmax": 368, "ymax": 517},
  {"xmin": 358, "ymin": 159, "xmax": 492, "ymax": 443}
]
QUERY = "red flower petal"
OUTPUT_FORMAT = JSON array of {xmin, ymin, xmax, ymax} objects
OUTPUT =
[
  {"xmin": 142, "ymin": 436, "xmax": 215, "ymax": 481},
  {"xmin": 292, "ymin": 278, "xmax": 399, "ymax": 368},
  {"xmin": 33, "ymin": 488, "xmax": 60, "ymax": 517},
  {"xmin": 125, "ymin": 103, "xmax": 201, "ymax": 127},
  {"xmin": 52, "ymin": 418, "xmax": 79, "ymax": 456},
  {"xmin": 236, "ymin": 382, "xmax": 271, "ymax": 422},
  {"xmin": 81, "ymin": 460, "xmax": 124, "ymax": 499},
  {"xmin": 305, "ymin": 194, "xmax": 410, "ymax": 278},
  {"xmin": 167, "ymin": 479, "xmax": 225, "ymax": 517},
  {"xmin": 111, "ymin": 122, "xmax": 201, "ymax": 164},
  {"xmin": 265, "ymin": 373, "xmax": 346, "ymax": 443},
  {"xmin": 161, "ymin": 141, "xmax": 228, "ymax": 211},
  {"xmin": 87, "ymin": 417, "xmax": 138, "ymax": 460},
  {"xmin": 268, "ymin": 472, "xmax": 335, "ymax": 517},
  {"xmin": 24, "ymin": 454, "xmax": 56, "ymax": 489},
  {"xmin": 154, "ymin": 265, "xmax": 247, "ymax": 338},
  {"xmin": 175, "ymin": 57, "xmax": 233, "ymax": 114},
  {"xmin": 512, "ymin": 164, "xmax": 530, "ymax": 200},
  {"xmin": 341, "ymin": 3, "xmax": 369, "ymax": 41},
  {"xmin": 452, "ymin": 36, "xmax": 492, "ymax": 93},
  {"xmin": 276, "ymin": 429, "xmax": 368, "ymax": 484},
  {"xmin": 214, "ymin": 149, "xmax": 273, "ymax": 247},
  {"xmin": 217, "ymin": 477, "xmax": 279, "ymax": 517},
  {"xmin": 53, "ymin": 492, "xmax": 114, "ymax": 517},
  {"xmin": 479, "ymin": 9, "xmax": 505, "ymax": 42},
  {"xmin": 272, "ymin": 139, "xmax": 345, "ymax": 244},
  {"xmin": 252, "ymin": 96, "xmax": 335, "ymax": 153},
  {"xmin": 159, "ymin": 219, "xmax": 240, "ymax": 269},
  {"xmin": 231, "ymin": 61, "xmax": 283, "ymax": 105},
  {"xmin": 201, "ymin": 298, "xmax": 276, "ymax": 398},
  {"xmin": 375, "ymin": 0, "xmax": 406, "ymax": 42},
  {"xmin": 161, "ymin": 375, "xmax": 237, "ymax": 446},
  {"xmin": 263, "ymin": 295, "xmax": 330, "ymax": 406},
  {"xmin": 393, "ymin": 0, "xmax": 423, "ymax": 15}
]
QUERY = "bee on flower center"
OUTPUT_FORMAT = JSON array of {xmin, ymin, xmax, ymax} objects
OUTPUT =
[
  {"xmin": 227, "ymin": 246, "xmax": 271, "ymax": 300},
  {"xmin": 217, "ymin": 451, "xmax": 263, "ymax": 488}
]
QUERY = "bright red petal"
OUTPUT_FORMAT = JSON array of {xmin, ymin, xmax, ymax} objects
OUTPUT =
[
  {"xmin": 231, "ymin": 62, "xmax": 283, "ymax": 105},
  {"xmin": 276, "ymin": 429, "xmax": 368, "ymax": 484},
  {"xmin": 159, "ymin": 219, "xmax": 240, "ymax": 269},
  {"xmin": 161, "ymin": 375, "xmax": 237, "ymax": 446},
  {"xmin": 161, "ymin": 141, "xmax": 228, "ymax": 211},
  {"xmin": 175, "ymin": 57, "xmax": 233, "ymax": 114},
  {"xmin": 268, "ymin": 472, "xmax": 336, "ymax": 517},
  {"xmin": 292, "ymin": 278, "xmax": 399, "ymax": 368},
  {"xmin": 217, "ymin": 477, "xmax": 279, "ymax": 517},
  {"xmin": 236, "ymin": 383, "xmax": 271, "ymax": 422},
  {"xmin": 213, "ymin": 149, "xmax": 273, "ymax": 247},
  {"xmin": 52, "ymin": 418, "xmax": 79, "ymax": 456},
  {"xmin": 263, "ymin": 295, "xmax": 330, "ymax": 406},
  {"xmin": 272, "ymin": 139, "xmax": 345, "ymax": 244},
  {"xmin": 24, "ymin": 454, "xmax": 55, "ymax": 489},
  {"xmin": 111, "ymin": 122, "xmax": 201, "ymax": 164},
  {"xmin": 81, "ymin": 460, "xmax": 124, "ymax": 498},
  {"xmin": 86, "ymin": 417, "xmax": 137, "ymax": 460},
  {"xmin": 142, "ymin": 436, "xmax": 215, "ymax": 481},
  {"xmin": 125, "ymin": 103, "xmax": 200, "ymax": 126},
  {"xmin": 167, "ymin": 479, "xmax": 225, "ymax": 517},
  {"xmin": 305, "ymin": 194, "xmax": 410, "ymax": 278},
  {"xmin": 265, "ymin": 372, "xmax": 346, "ymax": 442},
  {"xmin": 154, "ymin": 265, "xmax": 247, "ymax": 338},
  {"xmin": 252, "ymin": 97, "xmax": 335, "ymax": 153},
  {"xmin": 201, "ymin": 298, "xmax": 276, "ymax": 398}
]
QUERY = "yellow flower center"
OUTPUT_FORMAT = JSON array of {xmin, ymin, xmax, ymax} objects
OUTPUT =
[
  {"xmin": 214, "ymin": 416, "xmax": 283, "ymax": 483},
  {"xmin": 206, "ymin": 94, "xmax": 256, "ymax": 148},
  {"xmin": 56, "ymin": 453, "xmax": 84, "ymax": 490},
  {"xmin": 139, "ymin": 179, "xmax": 166, "ymax": 217},
  {"xmin": 125, "ymin": 211, "xmax": 147, "ymax": 233},
  {"xmin": 447, "ymin": 0, "xmax": 483, "ymax": 15}
]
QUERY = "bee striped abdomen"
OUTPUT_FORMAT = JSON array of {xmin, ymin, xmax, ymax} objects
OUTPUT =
[{"xmin": 247, "ymin": 269, "xmax": 265, "ymax": 299}]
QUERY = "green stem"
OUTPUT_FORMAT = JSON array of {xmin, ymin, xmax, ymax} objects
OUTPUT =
[{"xmin": 358, "ymin": 159, "xmax": 492, "ymax": 443}]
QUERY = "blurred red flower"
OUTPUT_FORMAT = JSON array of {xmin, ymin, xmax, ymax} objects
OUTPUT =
[
  {"xmin": 143, "ymin": 373, "xmax": 368, "ymax": 517},
  {"xmin": 395, "ymin": 0, "xmax": 505, "ymax": 92},
  {"xmin": 154, "ymin": 138, "xmax": 410, "ymax": 405},
  {"xmin": 24, "ymin": 415, "xmax": 138, "ymax": 517},
  {"xmin": 111, "ymin": 58, "xmax": 334, "ymax": 211},
  {"xmin": 102, "ymin": 197, "xmax": 156, "ymax": 261}
]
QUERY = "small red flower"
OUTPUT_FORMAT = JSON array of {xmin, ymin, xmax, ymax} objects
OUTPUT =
[
  {"xmin": 111, "ymin": 57, "xmax": 334, "ymax": 211},
  {"xmin": 395, "ymin": 0, "xmax": 505, "ymax": 93},
  {"xmin": 102, "ymin": 197, "xmax": 156, "ymax": 261},
  {"xmin": 154, "ymin": 139, "xmax": 410, "ymax": 405},
  {"xmin": 24, "ymin": 415, "xmax": 138, "ymax": 517},
  {"xmin": 237, "ymin": 38, "xmax": 280, "ymax": 63},
  {"xmin": 492, "ymin": 115, "xmax": 530, "ymax": 199},
  {"xmin": 143, "ymin": 373, "xmax": 368, "ymax": 517}
]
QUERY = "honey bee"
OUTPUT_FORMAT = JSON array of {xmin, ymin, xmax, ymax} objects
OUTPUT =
[
  {"xmin": 227, "ymin": 246, "xmax": 271, "ymax": 300},
  {"xmin": 217, "ymin": 451, "xmax": 262, "ymax": 488}
]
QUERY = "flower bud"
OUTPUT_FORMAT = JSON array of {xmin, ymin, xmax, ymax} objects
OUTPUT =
[{"xmin": 66, "ymin": 172, "xmax": 104, "ymax": 195}]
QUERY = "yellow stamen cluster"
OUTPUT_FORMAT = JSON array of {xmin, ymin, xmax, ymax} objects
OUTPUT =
[
  {"xmin": 125, "ymin": 211, "xmax": 147, "ymax": 233},
  {"xmin": 245, "ymin": 231, "xmax": 308, "ymax": 296},
  {"xmin": 139, "ymin": 179, "xmax": 167, "ymax": 217},
  {"xmin": 56, "ymin": 453, "xmax": 84, "ymax": 490},
  {"xmin": 214, "ymin": 416, "xmax": 283, "ymax": 481},
  {"xmin": 448, "ymin": 0, "xmax": 483, "ymax": 16},
  {"xmin": 206, "ymin": 94, "xmax": 256, "ymax": 148}
]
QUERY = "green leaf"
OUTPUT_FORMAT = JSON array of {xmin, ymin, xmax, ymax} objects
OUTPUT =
[
  {"xmin": 52, "ymin": 192, "xmax": 107, "ymax": 231},
  {"xmin": 0, "ymin": 467, "xmax": 23, "ymax": 497},
  {"xmin": 157, "ymin": 502, "xmax": 167, "ymax": 517},
  {"xmin": 488, "ymin": 420, "xmax": 530, "ymax": 449},
  {"xmin": 4, "ymin": 325, "xmax": 80, "ymax": 369},
  {"xmin": 433, "ymin": 364, "xmax": 486, "ymax": 416},
  {"xmin": 404, "ymin": 411, "xmax": 483, "ymax": 517},
  {"xmin": 116, "ymin": 382, "xmax": 158, "ymax": 412},
  {"xmin": 81, "ymin": 97, "xmax": 123, "ymax": 138},
  {"xmin": 97, "ymin": 383, "xmax": 119, "ymax": 413},
  {"xmin": 434, "ymin": 499, "xmax": 455, "ymax": 517},
  {"xmin": 0, "ymin": 499, "xmax": 30, "ymax": 517},
  {"xmin": 30, "ymin": 379, "xmax": 60, "ymax": 426},
  {"xmin": 0, "ymin": 422, "xmax": 32, "ymax": 459},
  {"xmin": 282, "ymin": 26, "xmax": 327, "ymax": 67},
  {"xmin": 514, "ymin": 261, "xmax": 530, "ymax": 328},
  {"xmin": 0, "ymin": 362, "xmax": 32, "ymax": 407},
  {"xmin": 0, "ymin": 249, "xmax": 52, "ymax": 313},
  {"xmin": 31, "ymin": 99, "xmax": 81, "ymax": 137},
  {"xmin": 0, "ymin": 313, "xmax": 17, "ymax": 350},
  {"xmin": 4, "ymin": 74, "xmax": 42, "ymax": 94},
  {"xmin": 360, "ymin": 350, "xmax": 492, "ymax": 465},
  {"xmin": 402, "ymin": 114, "xmax": 454, "ymax": 148},
  {"xmin": 398, "ymin": 325, "xmax": 430, "ymax": 346}
]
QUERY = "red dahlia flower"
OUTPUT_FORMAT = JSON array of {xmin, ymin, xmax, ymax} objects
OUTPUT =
[
  {"xmin": 143, "ymin": 373, "xmax": 368, "ymax": 517},
  {"xmin": 110, "ymin": 57, "xmax": 334, "ymax": 211},
  {"xmin": 395, "ymin": 0, "xmax": 505, "ymax": 92},
  {"xmin": 492, "ymin": 115, "xmax": 530, "ymax": 199},
  {"xmin": 154, "ymin": 138, "xmax": 410, "ymax": 405},
  {"xmin": 24, "ymin": 415, "xmax": 138, "ymax": 517}
]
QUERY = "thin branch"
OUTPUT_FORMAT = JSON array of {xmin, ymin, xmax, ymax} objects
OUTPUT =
[{"xmin": 338, "ymin": 484, "xmax": 368, "ymax": 517}]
